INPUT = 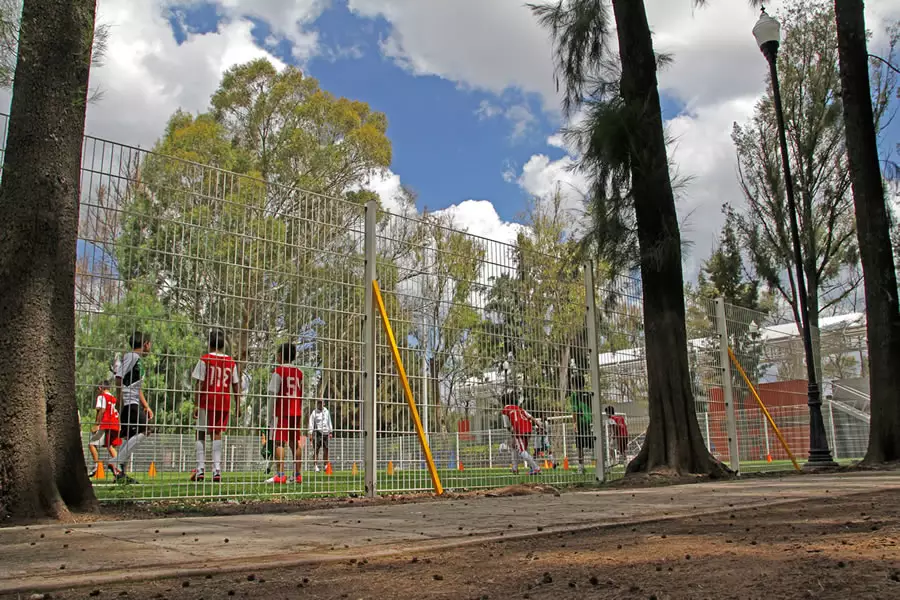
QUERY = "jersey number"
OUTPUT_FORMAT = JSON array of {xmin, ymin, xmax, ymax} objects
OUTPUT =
[
  {"xmin": 284, "ymin": 375, "xmax": 301, "ymax": 398},
  {"xmin": 207, "ymin": 365, "xmax": 232, "ymax": 389}
]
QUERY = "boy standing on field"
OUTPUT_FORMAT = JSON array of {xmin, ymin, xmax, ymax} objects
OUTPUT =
[
  {"xmin": 308, "ymin": 399, "xmax": 333, "ymax": 472},
  {"xmin": 191, "ymin": 329, "xmax": 241, "ymax": 483},
  {"xmin": 267, "ymin": 342, "xmax": 304, "ymax": 484},
  {"xmin": 88, "ymin": 380, "xmax": 120, "ymax": 478},
  {"xmin": 114, "ymin": 331, "xmax": 154, "ymax": 484}
]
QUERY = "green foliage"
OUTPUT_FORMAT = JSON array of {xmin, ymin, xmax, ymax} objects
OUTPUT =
[{"xmin": 75, "ymin": 286, "xmax": 204, "ymax": 425}]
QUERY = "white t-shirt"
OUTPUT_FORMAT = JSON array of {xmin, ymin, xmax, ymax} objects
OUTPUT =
[
  {"xmin": 308, "ymin": 407, "xmax": 333, "ymax": 435},
  {"xmin": 115, "ymin": 352, "xmax": 143, "ymax": 406}
]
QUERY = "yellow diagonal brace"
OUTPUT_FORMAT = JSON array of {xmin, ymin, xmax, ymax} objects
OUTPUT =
[
  {"xmin": 727, "ymin": 346, "xmax": 801, "ymax": 472},
  {"xmin": 372, "ymin": 280, "xmax": 444, "ymax": 495}
]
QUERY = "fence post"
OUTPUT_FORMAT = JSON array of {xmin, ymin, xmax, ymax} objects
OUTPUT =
[
  {"xmin": 363, "ymin": 200, "xmax": 378, "ymax": 497},
  {"xmin": 703, "ymin": 412, "xmax": 711, "ymax": 451},
  {"xmin": 584, "ymin": 260, "xmax": 608, "ymax": 482},
  {"xmin": 715, "ymin": 297, "xmax": 741, "ymax": 474},
  {"xmin": 828, "ymin": 399, "xmax": 839, "ymax": 460},
  {"xmin": 488, "ymin": 429, "xmax": 493, "ymax": 468},
  {"xmin": 455, "ymin": 430, "xmax": 460, "ymax": 469}
]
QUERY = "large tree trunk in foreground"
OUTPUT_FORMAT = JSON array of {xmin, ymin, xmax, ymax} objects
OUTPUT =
[
  {"xmin": 612, "ymin": 0, "xmax": 727, "ymax": 476},
  {"xmin": 834, "ymin": 0, "xmax": 900, "ymax": 463},
  {"xmin": 0, "ymin": 0, "xmax": 98, "ymax": 522}
]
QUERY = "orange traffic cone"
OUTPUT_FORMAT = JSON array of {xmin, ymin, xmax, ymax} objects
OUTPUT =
[
  {"xmin": 543, "ymin": 459, "xmax": 551, "ymax": 470},
  {"xmin": 563, "ymin": 456, "xmax": 570, "ymax": 471},
  {"xmin": 148, "ymin": 462, "xmax": 157, "ymax": 478},
  {"xmin": 95, "ymin": 462, "xmax": 106, "ymax": 480},
  {"xmin": 325, "ymin": 462, "xmax": 333, "ymax": 475},
  {"xmin": 457, "ymin": 461, "xmax": 464, "ymax": 471},
  {"xmin": 351, "ymin": 462, "xmax": 359, "ymax": 476},
  {"xmin": 766, "ymin": 454, "xmax": 773, "ymax": 463},
  {"xmin": 387, "ymin": 461, "xmax": 395, "ymax": 476}
]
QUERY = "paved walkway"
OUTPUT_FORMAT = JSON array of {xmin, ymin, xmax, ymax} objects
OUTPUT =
[{"xmin": 2, "ymin": 472, "xmax": 899, "ymax": 594}]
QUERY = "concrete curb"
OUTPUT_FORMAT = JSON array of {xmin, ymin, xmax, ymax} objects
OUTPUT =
[{"xmin": 0, "ymin": 490, "xmax": 869, "ymax": 596}]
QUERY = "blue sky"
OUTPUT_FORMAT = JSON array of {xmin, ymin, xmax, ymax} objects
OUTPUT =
[{"xmin": 164, "ymin": 1, "xmax": 691, "ymax": 224}]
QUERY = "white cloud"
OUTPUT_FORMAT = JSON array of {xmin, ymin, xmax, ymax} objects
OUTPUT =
[
  {"xmin": 83, "ymin": 0, "xmax": 290, "ymax": 147},
  {"xmin": 177, "ymin": 0, "xmax": 325, "ymax": 59},
  {"xmin": 476, "ymin": 100, "xmax": 537, "ymax": 141},
  {"xmin": 436, "ymin": 199, "xmax": 523, "ymax": 247}
]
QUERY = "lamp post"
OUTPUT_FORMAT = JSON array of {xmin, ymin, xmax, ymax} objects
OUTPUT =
[{"xmin": 753, "ymin": 8, "xmax": 837, "ymax": 467}]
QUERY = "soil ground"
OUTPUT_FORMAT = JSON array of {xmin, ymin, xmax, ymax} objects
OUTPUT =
[{"xmin": 14, "ymin": 489, "xmax": 900, "ymax": 600}]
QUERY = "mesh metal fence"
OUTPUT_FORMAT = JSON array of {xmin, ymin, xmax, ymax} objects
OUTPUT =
[{"xmin": 0, "ymin": 112, "xmax": 873, "ymax": 501}]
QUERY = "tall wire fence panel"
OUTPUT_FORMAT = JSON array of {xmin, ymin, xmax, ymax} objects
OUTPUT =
[
  {"xmin": 371, "ymin": 208, "xmax": 602, "ymax": 492},
  {"xmin": 75, "ymin": 134, "xmax": 368, "ymax": 500},
  {"xmin": 0, "ymin": 111, "xmax": 873, "ymax": 501}
]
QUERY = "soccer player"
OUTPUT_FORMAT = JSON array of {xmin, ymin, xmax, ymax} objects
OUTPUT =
[
  {"xmin": 114, "ymin": 331, "xmax": 154, "ymax": 484},
  {"xmin": 308, "ymin": 399, "xmax": 333, "ymax": 473},
  {"xmin": 605, "ymin": 406, "xmax": 629, "ymax": 464},
  {"xmin": 568, "ymin": 371, "xmax": 593, "ymax": 475},
  {"xmin": 500, "ymin": 395, "xmax": 541, "ymax": 476},
  {"xmin": 266, "ymin": 342, "xmax": 304, "ymax": 484},
  {"xmin": 532, "ymin": 418, "xmax": 556, "ymax": 469},
  {"xmin": 88, "ymin": 380, "xmax": 120, "ymax": 478},
  {"xmin": 190, "ymin": 329, "xmax": 241, "ymax": 483}
]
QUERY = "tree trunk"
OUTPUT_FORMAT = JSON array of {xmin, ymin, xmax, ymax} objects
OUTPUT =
[
  {"xmin": 834, "ymin": 0, "xmax": 900, "ymax": 463},
  {"xmin": 0, "ymin": 0, "xmax": 98, "ymax": 521},
  {"xmin": 611, "ymin": 0, "xmax": 727, "ymax": 477}
]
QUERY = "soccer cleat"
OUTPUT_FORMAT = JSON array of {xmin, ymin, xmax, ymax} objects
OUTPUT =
[
  {"xmin": 266, "ymin": 475, "xmax": 287, "ymax": 484},
  {"xmin": 314, "ymin": 464, "xmax": 320, "ymax": 473},
  {"xmin": 528, "ymin": 468, "xmax": 541, "ymax": 476},
  {"xmin": 212, "ymin": 471, "xmax": 222, "ymax": 483},
  {"xmin": 88, "ymin": 467, "xmax": 98, "ymax": 479},
  {"xmin": 107, "ymin": 463, "xmax": 123, "ymax": 478},
  {"xmin": 189, "ymin": 469, "xmax": 205, "ymax": 482},
  {"xmin": 115, "ymin": 472, "xmax": 139, "ymax": 485},
  {"xmin": 293, "ymin": 473, "xmax": 303, "ymax": 484}
]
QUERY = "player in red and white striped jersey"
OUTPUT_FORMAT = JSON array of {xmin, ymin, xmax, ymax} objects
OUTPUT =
[
  {"xmin": 190, "ymin": 329, "xmax": 240, "ymax": 483},
  {"xmin": 500, "ymin": 395, "xmax": 541, "ymax": 475}
]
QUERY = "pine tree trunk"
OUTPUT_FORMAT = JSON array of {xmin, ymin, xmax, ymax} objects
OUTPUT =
[
  {"xmin": 0, "ymin": 0, "xmax": 98, "ymax": 521},
  {"xmin": 833, "ymin": 0, "xmax": 900, "ymax": 463},
  {"xmin": 612, "ymin": 0, "xmax": 727, "ymax": 477}
]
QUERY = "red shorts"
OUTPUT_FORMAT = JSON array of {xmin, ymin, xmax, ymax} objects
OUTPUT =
[
  {"xmin": 197, "ymin": 409, "xmax": 229, "ymax": 434},
  {"xmin": 512, "ymin": 435, "xmax": 528, "ymax": 453},
  {"xmin": 273, "ymin": 415, "xmax": 303, "ymax": 443}
]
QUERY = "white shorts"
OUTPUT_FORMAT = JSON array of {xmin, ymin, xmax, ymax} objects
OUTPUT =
[{"xmin": 89, "ymin": 429, "xmax": 107, "ymax": 447}]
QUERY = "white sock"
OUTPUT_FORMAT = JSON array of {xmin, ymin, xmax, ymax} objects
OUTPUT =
[
  {"xmin": 212, "ymin": 440, "xmax": 223, "ymax": 473},
  {"xmin": 521, "ymin": 451, "xmax": 539, "ymax": 471},
  {"xmin": 195, "ymin": 440, "xmax": 205, "ymax": 472},
  {"xmin": 116, "ymin": 433, "xmax": 145, "ymax": 467}
]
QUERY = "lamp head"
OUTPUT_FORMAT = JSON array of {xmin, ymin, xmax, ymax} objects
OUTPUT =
[{"xmin": 752, "ymin": 7, "xmax": 781, "ymax": 57}]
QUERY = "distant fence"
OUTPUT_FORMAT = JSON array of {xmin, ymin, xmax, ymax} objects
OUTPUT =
[{"xmin": 0, "ymin": 112, "xmax": 870, "ymax": 502}]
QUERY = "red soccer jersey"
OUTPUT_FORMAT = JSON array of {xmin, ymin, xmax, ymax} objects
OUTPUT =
[
  {"xmin": 272, "ymin": 365, "xmax": 303, "ymax": 417},
  {"xmin": 195, "ymin": 353, "xmax": 238, "ymax": 412},
  {"xmin": 501, "ymin": 404, "xmax": 533, "ymax": 435},
  {"xmin": 611, "ymin": 415, "xmax": 628, "ymax": 438},
  {"xmin": 97, "ymin": 391, "xmax": 120, "ymax": 431}
]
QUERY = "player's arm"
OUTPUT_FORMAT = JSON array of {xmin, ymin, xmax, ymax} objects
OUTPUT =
[
  {"xmin": 139, "ymin": 389, "xmax": 153, "ymax": 420},
  {"xmin": 191, "ymin": 359, "xmax": 205, "ymax": 418},
  {"xmin": 92, "ymin": 407, "xmax": 103, "ymax": 433},
  {"xmin": 231, "ymin": 366, "xmax": 242, "ymax": 421},
  {"xmin": 266, "ymin": 372, "xmax": 280, "ymax": 430},
  {"xmin": 326, "ymin": 409, "xmax": 333, "ymax": 437}
]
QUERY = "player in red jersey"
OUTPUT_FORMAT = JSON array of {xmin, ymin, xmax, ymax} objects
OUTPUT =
[
  {"xmin": 500, "ymin": 394, "xmax": 541, "ymax": 475},
  {"xmin": 605, "ymin": 406, "xmax": 629, "ymax": 464},
  {"xmin": 266, "ymin": 342, "xmax": 304, "ymax": 484},
  {"xmin": 88, "ymin": 380, "xmax": 121, "ymax": 478},
  {"xmin": 190, "ymin": 329, "xmax": 240, "ymax": 483}
]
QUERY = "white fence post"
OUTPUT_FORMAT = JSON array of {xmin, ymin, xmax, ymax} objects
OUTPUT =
[
  {"xmin": 828, "ymin": 399, "xmax": 839, "ymax": 460},
  {"xmin": 363, "ymin": 200, "xmax": 378, "ymax": 497},
  {"xmin": 584, "ymin": 260, "xmax": 607, "ymax": 481},
  {"xmin": 715, "ymin": 297, "xmax": 741, "ymax": 474},
  {"xmin": 488, "ymin": 429, "xmax": 493, "ymax": 468},
  {"xmin": 703, "ymin": 412, "xmax": 711, "ymax": 451}
]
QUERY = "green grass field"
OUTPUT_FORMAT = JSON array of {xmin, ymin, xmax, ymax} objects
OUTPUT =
[{"xmin": 89, "ymin": 457, "xmax": 862, "ymax": 502}]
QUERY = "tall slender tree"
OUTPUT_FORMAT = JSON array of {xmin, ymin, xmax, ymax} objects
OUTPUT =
[
  {"xmin": 833, "ymin": 0, "xmax": 900, "ymax": 463},
  {"xmin": 530, "ymin": 0, "xmax": 728, "ymax": 476},
  {"xmin": 0, "ymin": 0, "xmax": 98, "ymax": 521}
]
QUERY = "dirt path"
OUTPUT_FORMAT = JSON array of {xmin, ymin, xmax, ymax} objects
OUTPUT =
[{"xmin": 18, "ymin": 489, "xmax": 900, "ymax": 600}]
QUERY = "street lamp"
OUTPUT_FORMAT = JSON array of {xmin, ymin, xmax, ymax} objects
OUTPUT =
[{"xmin": 753, "ymin": 8, "xmax": 837, "ymax": 467}]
